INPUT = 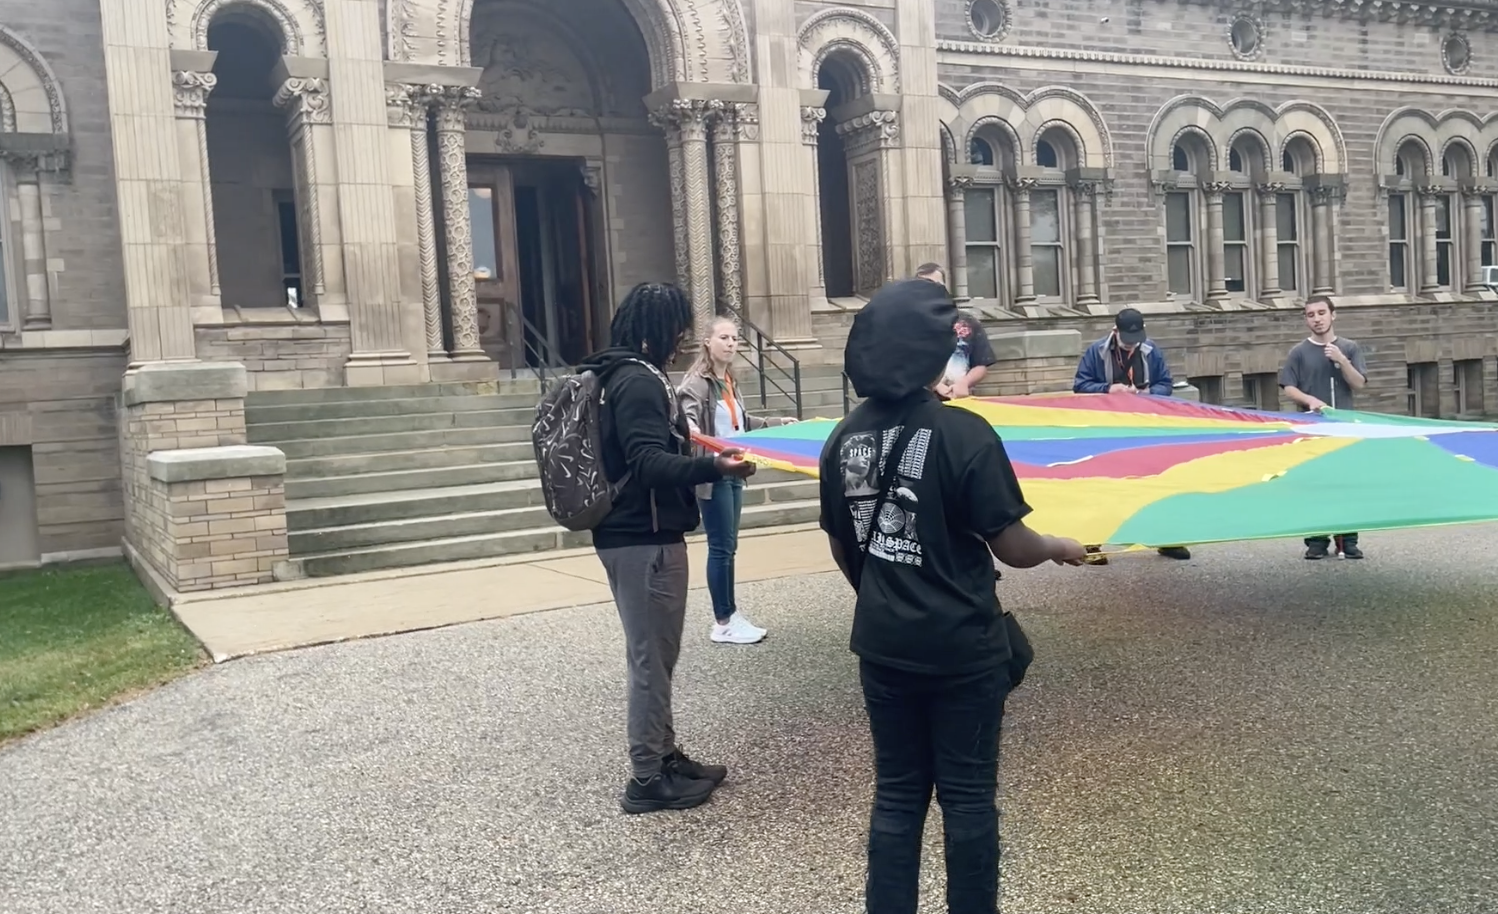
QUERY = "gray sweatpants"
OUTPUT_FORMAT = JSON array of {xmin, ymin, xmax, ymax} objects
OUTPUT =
[{"xmin": 596, "ymin": 542, "xmax": 689, "ymax": 780}]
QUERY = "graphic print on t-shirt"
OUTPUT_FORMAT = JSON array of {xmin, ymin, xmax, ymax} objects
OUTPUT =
[{"xmin": 838, "ymin": 425, "xmax": 932, "ymax": 567}]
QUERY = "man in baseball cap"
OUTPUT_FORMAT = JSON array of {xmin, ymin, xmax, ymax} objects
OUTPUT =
[{"xmin": 1072, "ymin": 308, "xmax": 1191, "ymax": 563}]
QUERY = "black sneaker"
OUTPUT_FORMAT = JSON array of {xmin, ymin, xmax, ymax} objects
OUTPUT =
[
  {"xmin": 620, "ymin": 769, "xmax": 715, "ymax": 815},
  {"xmin": 664, "ymin": 749, "xmax": 727, "ymax": 786},
  {"xmin": 1158, "ymin": 546, "xmax": 1191, "ymax": 560},
  {"xmin": 1341, "ymin": 543, "xmax": 1364, "ymax": 560},
  {"xmin": 1304, "ymin": 542, "xmax": 1329, "ymax": 560}
]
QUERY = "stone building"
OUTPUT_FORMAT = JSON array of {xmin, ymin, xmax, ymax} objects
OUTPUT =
[{"xmin": 2, "ymin": 0, "xmax": 1498, "ymax": 584}]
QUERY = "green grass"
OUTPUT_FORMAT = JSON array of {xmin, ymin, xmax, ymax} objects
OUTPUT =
[{"xmin": 0, "ymin": 563, "xmax": 206, "ymax": 743}]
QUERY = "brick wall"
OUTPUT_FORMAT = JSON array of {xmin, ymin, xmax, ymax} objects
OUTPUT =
[
  {"xmin": 0, "ymin": 0, "xmax": 127, "ymax": 330},
  {"xmin": 195, "ymin": 323, "xmax": 352, "ymax": 390},
  {"xmin": 937, "ymin": 0, "xmax": 1497, "ymax": 81},
  {"xmin": 0, "ymin": 351, "xmax": 124, "ymax": 556}
]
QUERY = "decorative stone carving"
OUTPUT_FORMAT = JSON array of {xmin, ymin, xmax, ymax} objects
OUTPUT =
[
  {"xmin": 1203, "ymin": 179, "xmax": 1235, "ymax": 196},
  {"xmin": 797, "ymin": 8, "xmax": 902, "ymax": 94},
  {"xmin": 712, "ymin": 110, "xmax": 743, "ymax": 313},
  {"xmin": 580, "ymin": 162, "xmax": 602, "ymax": 196},
  {"xmin": 385, "ymin": 83, "xmax": 419, "ymax": 128},
  {"xmin": 0, "ymin": 22, "xmax": 68, "ymax": 133},
  {"xmin": 432, "ymin": 85, "xmax": 483, "ymax": 357},
  {"xmin": 800, "ymin": 106, "xmax": 826, "ymax": 146},
  {"xmin": 948, "ymin": 174, "xmax": 976, "ymax": 193},
  {"xmin": 1257, "ymin": 181, "xmax": 1289, "ymax": 197},
  {"xmin": 1310, "ymin": 182, "xmax": 1345, "ymax": 206},
  {"xmin": 274, "ymin": 77, "xmax": 331, "ymax": 127},
  {"xmin": 837, "ymin": 109, "xmax": 900, "ymax": 155},
  {"xmin": 171, "ymin": 70, "xmax": 216, "ymax": 119},
  {"xmin": 650, "ymin": 99, "xmax": 718, "ymax": 324},
  {"xmin": 852, "ymin": 159, "xmax": 884, "ymax": 294},
  {"xmin": 733, "ymin": 102, "xmax": 760, "ymax": 142}
]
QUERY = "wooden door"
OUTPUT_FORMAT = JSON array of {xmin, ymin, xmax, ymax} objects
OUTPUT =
[{"xmin": 468, "ymin": 163, "xmax": 524, "ymax": 369}]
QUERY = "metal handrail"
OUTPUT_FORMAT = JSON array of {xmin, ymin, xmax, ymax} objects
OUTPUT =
[
  {"xmin": 719, "ymin": 302, "xmax": 804, "ymax": 420},
  {"xmin": 842, "ymin": 371, "xmax": 854, "ymax": 415},
  {"xmin": 512, "ymin": 312, "xmax": 566, "ymax": 391}
]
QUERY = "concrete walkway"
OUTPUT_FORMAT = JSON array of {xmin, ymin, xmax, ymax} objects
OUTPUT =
[
  {"xmin": 173, "ymin": 525, "xmax": 836, "ymax": 660},
  {"xmin": 5, "ymin": 526, "xmax": 1498, "ymax": 914}
]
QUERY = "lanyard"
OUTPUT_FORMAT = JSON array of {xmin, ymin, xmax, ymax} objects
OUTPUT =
[{"xmin": 722, "ymin": 374, "xmax": 741, "ymax": 431}]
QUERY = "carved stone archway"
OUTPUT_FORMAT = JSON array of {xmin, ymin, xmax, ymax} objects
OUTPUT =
[{"xmin": 167, "ymin": 0, "xmax": 328, "ymax": 56}]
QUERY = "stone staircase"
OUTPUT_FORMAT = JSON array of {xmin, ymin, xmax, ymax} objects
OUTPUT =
[{"xmin": 245, "ymin": 366, "xmax": 846, "ymax": 579}]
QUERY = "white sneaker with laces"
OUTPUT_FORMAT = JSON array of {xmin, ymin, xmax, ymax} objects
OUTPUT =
[
  {"xmin": 730, "ymin": 612, "xmax": 767, "ymax": 637},
  {"xmin": 710, "ymin": 613, "xmax": 766, "ymax": 644}
]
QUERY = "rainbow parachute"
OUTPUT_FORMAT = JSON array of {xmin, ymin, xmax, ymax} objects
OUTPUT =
[{"xmin": 700, "ymin": 394, "xmax": 1498, "ymax": 549}]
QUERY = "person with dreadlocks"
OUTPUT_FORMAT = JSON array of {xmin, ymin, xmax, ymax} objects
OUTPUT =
[{"xmin": 577, "ymin": 282, "xmax": 757, "ymax": 815}]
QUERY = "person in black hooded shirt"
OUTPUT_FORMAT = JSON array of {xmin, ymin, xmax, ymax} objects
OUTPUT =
[
  {"xmin": 818, "ymin": 279, "xmax": 1086, "ymax": 914},
  {"xmin": 576, "ymin": 282, "xmax": 757, "ymax": 815}
]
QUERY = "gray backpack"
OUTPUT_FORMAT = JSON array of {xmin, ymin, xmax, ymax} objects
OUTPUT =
[{"xmin": 531, "ymin": 359, "xmax": 674, "ymax": 531}]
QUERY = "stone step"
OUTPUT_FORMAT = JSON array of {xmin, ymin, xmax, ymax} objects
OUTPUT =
[
  {"xmin": 284, "ymin": 441, "xmax": 533, "ymax": 478},
  {"xmin": 248, "ymin": 408, "xmax": 530, "ymax": 442},
  {"xmin": 288, "ymin": 480, "xmax": 546, "ymax": 530},
  {"xmin": 247, "ymin": 380, "xmax": 535, "ymax": 406},
  {"xmin": 290, "ymin": 498, "xmax": 821, "ymax": 577},
  {"xmin": 286, "ymin": 474, "xmax": 816, "ymax": 532},
  {"xmin": 285, "ymin": 460, "xmax": 538, "ymax": 499},
  {"xmin": 246, "ymin": 395, "xmax": 532, "ymax": 424},
  {"xmin": 272, "ymin": 425, "xmax": 531, "ymax": 460}
]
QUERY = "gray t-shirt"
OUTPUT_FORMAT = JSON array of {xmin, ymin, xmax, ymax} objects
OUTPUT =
[{"xmin": 1278, "ymin": 337, "xmax": 1368, "ymax": 411}]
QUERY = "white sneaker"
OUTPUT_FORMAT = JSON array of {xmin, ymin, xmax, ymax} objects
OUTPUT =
[
  {"xmin": 730, "ymin": 612, "xmax": 767, "ymax": 637},
  {"xmin": 710, "ymin": 613, "xmax": 766, "ymax": 644}
]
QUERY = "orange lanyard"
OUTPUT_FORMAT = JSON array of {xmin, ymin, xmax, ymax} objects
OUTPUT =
[{"xmin": 722, "ymin": 374, "xmax": 741, "ymax": 431}]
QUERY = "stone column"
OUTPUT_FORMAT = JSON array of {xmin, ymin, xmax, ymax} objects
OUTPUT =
[
  {"xmin": 171, "ymin": 69, "xmax": 221, "ymax": 314},
  {"xmin": 98, "ymin": 0, "xmax": 195, "ymax": 364},
  {"xmin": 801, "ymin": 106, "xmax": 827, "ymax": 302},
  {"xmin": 652, "ymin": 99, "xmax": 717, "ymax": 329},
  {"xmin": 712, "ymin": 104, "xmax": 748, "ymax": 315},
  {"xmin": 1418, "ymin": 187, "xmax": 1441, "ymax": 294},
  {"xmin": 433, "ymin": 86, "xmax": 485, "ymax": 361},
  {"xmin": 1072, "ymin": 180, "xmax": 1100, "ymax": 305},
  {"xmin": 1011, "ymin": 177, "xmax": 1036, "ymax": 304},
  {"xmin": 1463, "ymin": 186, "xmax": 1488, "ymax": 293},
  {"xmin": 1257, "ymin": 183, "xmax": 1283, "ymax": 297},
  {"xmin": 662, "ymin": 121, "xmax": 691, "ymax": 293},
  {"xmin": 1204, "ymin": 181, "xmax": 1231, "ymax": 302},
  {"xmin": 388, "ymin": 85, "xmax": 443, "ymax": 359},
  {"xmin": 946, "ymin": 175, "xmax": 971, "ymax": 300},
  {"xmin": 3, "ymin": 155, "xmax": 52, "ymax": 330},
  {"xmin": 273, "ymin": 77, "xmax": 333, "ymax": 308}
]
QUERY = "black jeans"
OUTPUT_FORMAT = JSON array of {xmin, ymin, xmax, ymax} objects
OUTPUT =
[{"xmin": 860, "ymin": 660, "xmax": 1012, "ymax": 914}]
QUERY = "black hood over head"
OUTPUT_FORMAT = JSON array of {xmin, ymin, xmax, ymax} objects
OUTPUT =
[
  {"xmin": 844, "ymin": 279, "xmax": 958, "ymax": 401},
  {"xmin": 577, "ymin": 346, "xmax": 646, "ymax": 376}
]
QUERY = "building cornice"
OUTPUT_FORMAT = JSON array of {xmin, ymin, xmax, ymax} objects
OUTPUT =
[
  {"xmin": 1176, "ymin": 0, "xmax": 1498, "ymax": 32},
  {"xmin": 936, "ymin": 41, "xmax": 1498, "ymax": 91}
]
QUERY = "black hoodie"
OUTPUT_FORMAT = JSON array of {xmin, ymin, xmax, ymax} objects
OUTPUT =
[
  {"xmin": 817, "ymin": 279, "xmax": 1033, "ymax": 676},
  {"xmin": 577, "ymin": 347, "xmax": 724, "ymax": 550}
]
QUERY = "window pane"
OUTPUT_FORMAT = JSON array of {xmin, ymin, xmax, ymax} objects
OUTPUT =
[
  {"xmin": 1484, "ymin": 196, "xmax": 1495, "ymax": 240},
  {"xmin": 1436, "ymin": 196, "xmax": 1452, "ymax": 238},
  {"xmin": 1437, "ymin": 243, "xmax": 1452, "ymax": 286},
  {"xmin": 1278, "ymin": 244, "xmax": 1298, "ymax": 291},
  {"xmin": 1276, "ymin": 193, "xmax": 1298, "ymax": 241},
  {"xmin": 1031, "ymin": 189, "xmax": 1060, "ymax": 243},
  {"xmin": 966, "ymin": 245, "xmax": 999, "ymax": 299},
  {"xmin": 1390, "ymin": 243, "xmax": 1407, "ymax": 288},
  {"xmin": 1168, "ymin": 246, "xmax": 1193, "ymax": 295},
  {"xmin": 469, "ymin": 187, "xmax": 499, "ymax": 280},
  {"xmin": 1223, "ymin": 193, "xmax": 1246, "ymax": 243},
  {"xmin": 965, "ymin": 188, "xmax": 998, "ymax": 243},
  {"xmin": 277, "ymin": 199, "xmax": 300, "ymax": 276},
  {"xmin": 1166, "ymin": 192, "xmax": 1192, "ymax": 243},
  {"xmin": 1388, "ymin": 194, "xmax": 1407, "ymax": 239},
  {"xmin": 1224, "ymin": 244, "xmax": 1246, "ymax": 292},
  {"xmin": 1033, "ymin": 245, "xmax": 1061, "ymax": 297}
]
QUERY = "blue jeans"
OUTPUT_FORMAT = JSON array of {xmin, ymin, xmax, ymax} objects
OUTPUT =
[
  {"xmin": 698, "ymin": 478, "xmax": 744, "ymax": 623},
  {"xmin": 860, "ymin": 660, "xmax": 1012, "ymax": 914}
]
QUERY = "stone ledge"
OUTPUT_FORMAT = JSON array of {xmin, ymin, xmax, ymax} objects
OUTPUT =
[
  {"xmin": 990, "ymin": 329, "xmax": 1083, "ymax": 361},
  {"xmin": 147, "ymin": 446, "xmax": 286, "ymax": 484},
  {"xmin": 124, "ymin": 361, "xmax": 247, "ymax": 406}
]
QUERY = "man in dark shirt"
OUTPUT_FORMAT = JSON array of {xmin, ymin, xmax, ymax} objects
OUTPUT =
[
  {"xmin": 819, "ymin": 278, "xmax": 1086, "ymax": 914},
  {"xmin": 916, "ymin": 262, "xmax": 997, "ymax": 399},
  {"xmin": 578, "ymin": 283, "xmax": 757, "ymax": 814},
  {"xmin": 1279, "ymin": 294, "xmax": 1369, "ymax": 560}
]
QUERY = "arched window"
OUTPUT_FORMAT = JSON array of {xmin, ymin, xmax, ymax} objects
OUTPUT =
[
  {"xmin": 1029, "ymin": 127, "xmax": 1076, "ymax": 301},
  {"xmin": 1278, "ymin": 136, "xmax": 1318, "ymax": 295},
  {"xmin": 1387, "ymin": 141, "xmax": 1425, "ymax": 291},
  {"xmin": 962, "ymin": 126, "xmax": 1015, "ymax": 302},
  {"xmin": 1220, "ymin": 134, "xmax": 1267, "ymax": 296},
  {"xmin": 1163, "ymin": 135, "xmax": 1211, "ymax": 300},
  {"xmin": 1436, "ymin": 146, "xmax": 1473, "ymax": 289},
  {"xmin": 815, "ymin": 53, "xmax": 868, "ymax": 298}
]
